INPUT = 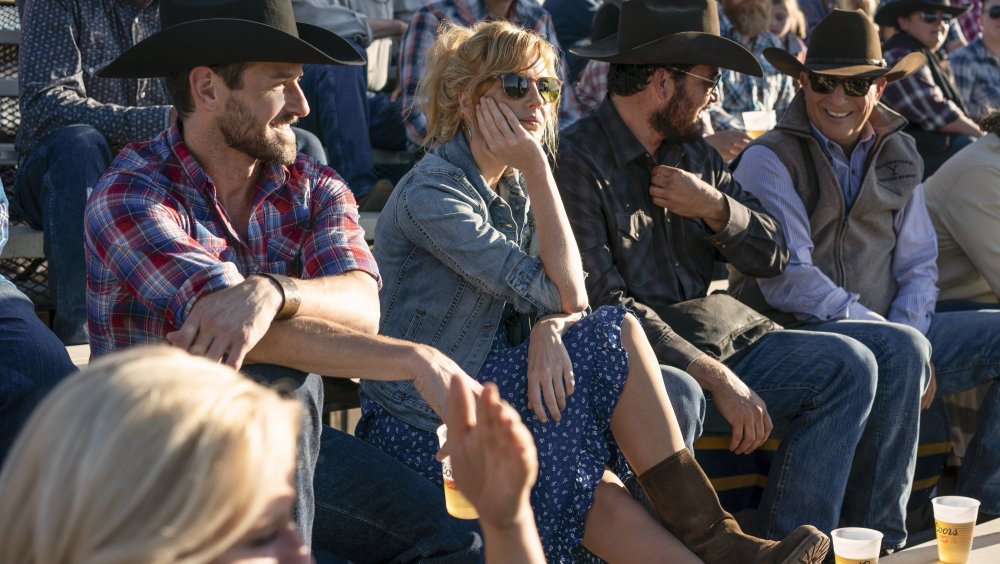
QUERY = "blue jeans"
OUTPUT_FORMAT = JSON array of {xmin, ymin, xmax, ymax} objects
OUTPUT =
[
  {"xmin": 922, "ymin": 311, "xmax": 1000, "ymax": 515},
  {"xmin": 12, "ymin": 124, "xmax": 113, "ymax": 345},
  {"xmin": 804, "ymin": 321, "xmax": 931, "ymax": 550},
  {"xmin": 313, "ymin": 426, "xmax": 484, "ymax": 562},
  {"xmin": 705, "ymin": 330, "xmax": 878, "ymax": 542},
  {"xmin": 241, "ymin": 364, "xmax": 324, "ymax": 548},
  {"xmin": 293, "ymin": 126, "xmax": 327, "ymax": 165},
  {"xmin": 660, "ymin": 365, "xmax": 706, "ymax": 452},
  {"xmin": 299, "ymin": 58, "xmax": 406, "ymax": 199},
  {"xmin": 242, "ymin": 366, "xmax": 483, "ymax": 559},
  {"xmin": 0, "ymin": 276, "xmax": 77, "ymax": 466}
]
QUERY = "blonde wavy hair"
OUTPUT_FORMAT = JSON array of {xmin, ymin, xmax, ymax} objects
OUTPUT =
[
  {"xmin": 417, "ymin": 20, "xmax": 561, "ymax": 159},
  {"xmin": 0, "ymin": 346, "xmax": 301, "ymax": 564},
  {"xmin": 772, "ymin": 0, "xmax": 808, "ymax": 39}
]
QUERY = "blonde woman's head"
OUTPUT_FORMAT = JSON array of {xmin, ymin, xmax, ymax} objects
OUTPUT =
[
  {"xmin": 0, "ymin": 346, "xmax": 304, "ymax": 564},
  {"xmin": 416, "ymin": 20, "xmax": 562, "ymax": 157},
  {"xmin": 771, "ymin": 0, "xmax": 808, "ymax": 39}
]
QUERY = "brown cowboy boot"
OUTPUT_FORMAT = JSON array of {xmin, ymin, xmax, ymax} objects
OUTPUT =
[{"xmin": 638, "ymin": 449, "xmax": 830, "ymax": 564}]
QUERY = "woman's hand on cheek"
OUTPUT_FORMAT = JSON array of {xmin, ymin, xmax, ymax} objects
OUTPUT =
[{"xmin": 475, "ymin": 97, "xmax": 546, "ymax": 173}]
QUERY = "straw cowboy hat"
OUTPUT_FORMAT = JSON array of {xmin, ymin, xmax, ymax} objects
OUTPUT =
[
  {"xmin": 99, "ymin": 0, "xmax": 364, "ymax": 78},
  {"xmin": 875, "ymin": 0, "xmax": 971, "ymax": 28},
  {"xmin": 571, "ymin": 0, "xmax": 764, "ymax": 76},
  {"xmin": 765, "ymin": 9, "xmax": 925, "ymax": 81}
]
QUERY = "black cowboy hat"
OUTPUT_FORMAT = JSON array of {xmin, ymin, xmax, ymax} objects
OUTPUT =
[
  {"xmin": 590, "ymin": 0, "xmax": 622, "ymax": 44},
  {"xmin": 874, "ymin": 0, "xmax": 971, "ymax": 28},
  {"xmin": 765, "ymin": 9, "xmax": 925, "ymax": 81},
  {"xmin": 571, "ymin": 0, "xmax": 763, "ymax": 76},
  {"xmin": 99, "ymin": 0, "xmax": 365, "ymax": 78}
]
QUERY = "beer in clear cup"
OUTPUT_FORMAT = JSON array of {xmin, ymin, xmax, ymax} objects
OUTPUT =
[
  {"xmin": 742, "ymin": 110, "xmax": 776, "ymax": 139},
  {"xmin": 831, "ymin": 527, "xmax": 882, "ymax": 564},
  {"xmin": 932, "ymin": 496, "xmax": 980, "ymax": 563},
  {"xmin": 436, "ymin": 424, "xmax": 479, "ymax": 520}
]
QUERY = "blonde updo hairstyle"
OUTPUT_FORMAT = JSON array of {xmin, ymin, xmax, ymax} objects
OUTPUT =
[
  {"xmin": 0, "ymin": 346, "xmax": 301, "ymax": 564},
  {"xmin": 417, "ymin": 20, "xmax": 561, "ymax": 159}
]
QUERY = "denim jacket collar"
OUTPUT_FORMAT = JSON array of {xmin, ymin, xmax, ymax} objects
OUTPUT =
[{"xmin": 434, "ymin": 132, "xmax": 529, "ymax": 224}]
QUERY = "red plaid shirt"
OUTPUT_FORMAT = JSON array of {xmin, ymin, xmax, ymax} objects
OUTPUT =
[{"xmin": 85, "ymin": 124, "xmax": 380, "ymax": 356}]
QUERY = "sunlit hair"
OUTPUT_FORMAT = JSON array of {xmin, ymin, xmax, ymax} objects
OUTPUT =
[
  {"xmin": 724, "ymin": 0, "xmax": 773, "ymax": 39},
  {"xmin": 0, "ymin": 346, "xmax": 301, "ymax": 564},
  {"xmin": 773, "ymin": 0, "xmax": 808, "ymax": 39},
  {"xmin": 416, "ymin": 20, "xmax": 561, "ymax": 159},
  {"xmin": 981, "ymin": 110, "xmax": 1000, "ymax": 136},
  {"xmin": 834, "ymin": 0, "xmax": 878, "ymax": 17}
]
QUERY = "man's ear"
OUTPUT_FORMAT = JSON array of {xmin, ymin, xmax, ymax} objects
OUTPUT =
[
  {"xmin": 652, "ymin": 67, "xmax": 672, "ymax": 102},
  {"xmin": 873, "ymin": 76, "xmax": 888, "ymax": 101},
  {"xmin": 896, "ymin": 15, "xmax": 910, "ymax": 33},
  {"xmin": 190, "ymin": 66, "xmax": 220, "ymax": 112}
]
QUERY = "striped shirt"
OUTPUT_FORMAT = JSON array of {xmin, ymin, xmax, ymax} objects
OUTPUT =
[
  {"xmin": 398, "ymin": 0, "xmax": 580, "ymax": 146},
  {"xmin": 733, "ymin": 122, "xmax": 938, "ymax": 333},
  {"xmin": 85, "ymin": 125, "xmax": 380, "ymax": 355}
]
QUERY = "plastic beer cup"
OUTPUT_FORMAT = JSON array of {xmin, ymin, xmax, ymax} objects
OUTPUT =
[
  {"xmin": 932, "ymin": 496, "xmax": 980, "ymax": 563},
  {"xmin": 831, "ymin": 527, "xmax": 882, "ymax": 564},
  {"xmin": 742, "ymin": 110, "xmax": 777, "ymax": 139},
  {"xmin": 436, "ymin": 424, "xmax": 479, "ymax": 520}
]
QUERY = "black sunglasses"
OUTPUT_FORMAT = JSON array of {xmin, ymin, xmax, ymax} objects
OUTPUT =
[
  {"xmin": 920, "ymin": 11, "xmax": 954, "ymax": 23},
  {"xmin": 808, "ymin": 73, "xmax": 877, "ymax": 97},
  {"xmin": 498, "ymin": 73, "xmax": 562, "ymax": 103},
  {"xmin": 988, "ymin": 5, "xmax": 1000, "ymax": 19}
]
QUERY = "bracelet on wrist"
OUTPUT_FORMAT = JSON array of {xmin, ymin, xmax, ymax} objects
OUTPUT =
[{"xmin": 255, "ymin": 273, "xmax": 301, "ymax": 321}]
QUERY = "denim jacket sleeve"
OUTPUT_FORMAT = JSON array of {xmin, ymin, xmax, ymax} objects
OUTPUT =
[{"xmin": 393, "ymin": 169, "xmax": 563, "ymax": 315}]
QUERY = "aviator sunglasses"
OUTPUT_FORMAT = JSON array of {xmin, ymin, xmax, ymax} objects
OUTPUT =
[
  {"xmin": 808, "ymin": 73, "xmax": 877, "ymax": 97},
  {"xmin": 920, "ymin": 11, "xmax": 954, "ymax": 23},
  {"xmin": 498, "ymin": 73, "xmax": 562, "ymax": 103}
]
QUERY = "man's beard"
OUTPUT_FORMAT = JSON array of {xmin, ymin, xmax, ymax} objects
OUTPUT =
[
  {"xmin": 649, "ymin": 87, "xmax": 704, "ymax": 146},
  {"xmin": 218, "ymin": 96, "xmax": 298, "ymax": 165}
]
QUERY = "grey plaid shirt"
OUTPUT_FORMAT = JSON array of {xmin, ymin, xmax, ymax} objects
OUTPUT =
[
  {"xmin": 951, "ymin": 37, "xmax": 1000, "ymax": 122},
  {"xmin": 16, "ymin": 0, "xmax": 171, "ymax": 155}
]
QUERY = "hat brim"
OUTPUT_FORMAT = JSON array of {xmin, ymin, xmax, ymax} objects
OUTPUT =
[
  {"xmin": 99, "ymin": 19, "xmax": 364, "ymax": 78},
  {"xmin": 572, "ymin": 32, "xmax": 764, "ymax": 77},
  {"xmin": 874, "ymin": 2, "xmax": 970, "ymax": 27},
  {"xmin": 764, "ymin": 47, "xmax": 926, "ymax": 82}
]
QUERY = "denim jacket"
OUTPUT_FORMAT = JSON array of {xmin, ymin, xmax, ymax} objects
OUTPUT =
[{"xmin": 362, "ymin": 133, "xmax": 563, "ymax": 431}]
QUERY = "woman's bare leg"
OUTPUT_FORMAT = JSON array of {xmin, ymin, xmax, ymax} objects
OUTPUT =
[
  {"xmin": 582, "ymin": 471, "xmax": 703, "ymax": 564},
  {"xmin": 605, "ymin": 314, "xmax": 830, "ymax": 563},
  {"xmin": 609, "ymin": 313, "xmax": 687, "ymax": 474}
]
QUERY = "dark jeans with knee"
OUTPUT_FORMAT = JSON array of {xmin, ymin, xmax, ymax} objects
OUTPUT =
[
  {"xmin": 13, "ymin": 124, "xmax": 113, "ymax": 345},
  {"xmin": 709, "ymin": 331, "xmax": 880, "ymax": 543},
  {"xmin": 241, "ymin": 366, "xmax": 482, "ymax": 560},
  {"xmin": 0, "ymin": 276, "xmax": 77, "ymax": 467},
  {"xmin": 299, "ymin": 49, "xmax": 407, "ymax": 199}
]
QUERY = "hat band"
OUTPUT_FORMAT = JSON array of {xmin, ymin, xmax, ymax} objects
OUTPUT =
[{"xmin": 806, "ymin": 56, "xmax": 887, "ymax": 68}]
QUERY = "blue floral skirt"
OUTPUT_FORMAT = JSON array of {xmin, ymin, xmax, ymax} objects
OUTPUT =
[{"xmin": 356, "ymin": 305, "xmax": 634, "ymax": 562}]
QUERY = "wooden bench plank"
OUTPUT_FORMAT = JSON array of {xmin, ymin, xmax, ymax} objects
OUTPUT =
[{"xmin": 1, "ymin": 224, "xmax": 43, "ymax": 258}]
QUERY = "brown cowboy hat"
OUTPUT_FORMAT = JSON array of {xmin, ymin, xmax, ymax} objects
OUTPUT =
[
  {"xmin": 765, "ymin": 9, "xmax": 925, "ymax": 81},
  {"xmin": 571, "ymin": 0, "xmax": 763, "ymax": 76},
  {"xmin": 874, "ymin": 0, "xmax": 970, "ymax": 28},
  {"xmin": 99, "ymin": 0, "xmax": 364, "ymax": 78}
]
